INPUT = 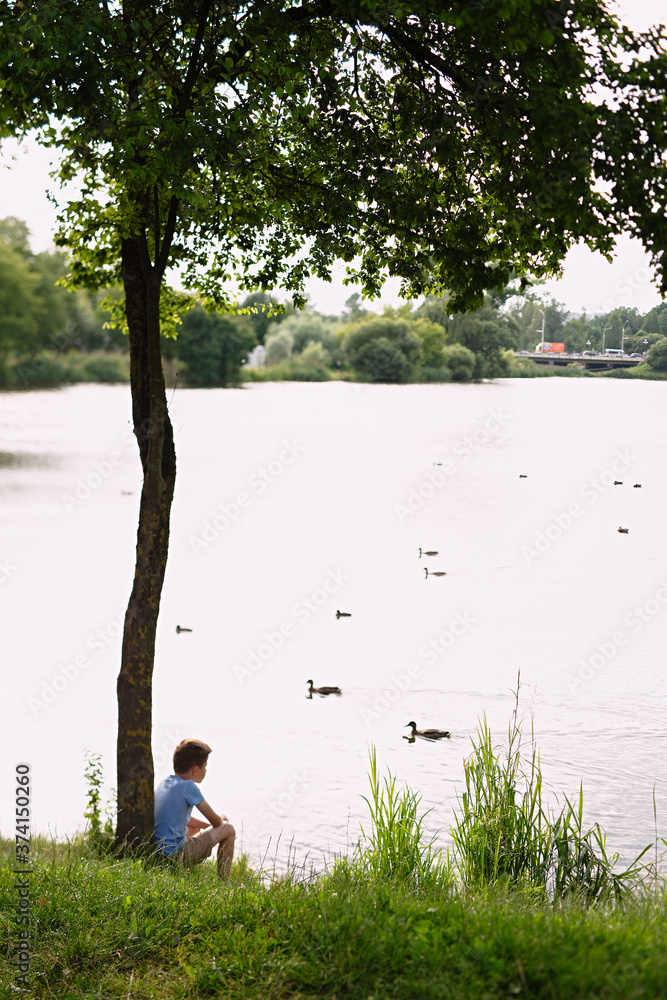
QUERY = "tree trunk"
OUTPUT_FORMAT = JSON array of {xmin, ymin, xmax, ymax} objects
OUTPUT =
[{"xmin": 115, "ymin": 235, "xmax": 176, "ymax": 848}]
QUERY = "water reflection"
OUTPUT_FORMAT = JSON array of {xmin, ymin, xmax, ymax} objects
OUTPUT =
[{"xmin": 0, "ymin": 450, "xmax": 54, "ymax": 468}]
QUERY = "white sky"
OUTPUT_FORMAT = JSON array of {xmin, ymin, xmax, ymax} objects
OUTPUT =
[{"xmin": 0, "ymin": 0, "xmax": 664, "ymax": 317}]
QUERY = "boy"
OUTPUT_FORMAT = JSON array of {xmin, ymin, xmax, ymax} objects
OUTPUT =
[{"xmin": 154, "ymin": 738, "xmax": 236, "ymax": 879}]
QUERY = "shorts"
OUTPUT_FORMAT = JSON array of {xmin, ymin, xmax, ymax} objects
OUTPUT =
[{"xmin": 182, "ymin": 823, "xmax": 229, "ymax": 865}]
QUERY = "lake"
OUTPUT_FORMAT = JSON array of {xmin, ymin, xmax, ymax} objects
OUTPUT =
[{"xmin": 2, "ymin": 378, "xmax": 666, "ymax": 870}]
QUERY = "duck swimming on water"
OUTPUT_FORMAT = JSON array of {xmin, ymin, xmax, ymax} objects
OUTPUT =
[
  {"xmin": 424, "ymin": 567, "xmax": 446, "ymax": 577},
  {"xmin": 419, "ymin": 548, "xmax": 439, "ymax": 557},
  {"xmin": 307, "ymin": 679, "xmax": 342, "ymax": 696},
  {"xmin": 405, "ymin": 721, "xmax": 450, "ymax": 740}
]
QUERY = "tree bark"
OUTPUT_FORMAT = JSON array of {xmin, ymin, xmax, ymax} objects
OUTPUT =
[{"xmin": 115, "ymin": 234, "xmax": 176, "ymax": 848}]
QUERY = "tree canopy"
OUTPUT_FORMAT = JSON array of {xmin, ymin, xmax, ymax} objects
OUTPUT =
[
  {"xmin": 3, "ymin": 2, "xmax": 667, "ymax": 311},
  {"xmin": 3, "ymin": 0, "xmax": 667, "ymax": 842}
]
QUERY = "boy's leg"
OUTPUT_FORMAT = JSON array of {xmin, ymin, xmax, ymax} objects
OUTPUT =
[
  {"xmin": 183, "ymin": 821, "xmax": 236, "ymax": 880},
  {"xmin": 215, "ymin": 823, "xmax": 236, "ymax": 880}
]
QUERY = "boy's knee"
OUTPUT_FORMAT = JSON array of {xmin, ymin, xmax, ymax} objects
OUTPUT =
[{"xmin": 223, "ymin": 822, "xmax": 236, "ymax": 841}]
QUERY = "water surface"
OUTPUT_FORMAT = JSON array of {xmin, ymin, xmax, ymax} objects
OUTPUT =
[{"xmin": 2, "ymin": 379, "xmax": 666, "ymax": 868}]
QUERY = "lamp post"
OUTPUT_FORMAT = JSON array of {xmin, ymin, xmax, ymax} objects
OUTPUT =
[
  {"xmin": 602, "ymin": 326, "xmax": 610, "ymax": 354},
  {"xmin": 538, "ymin": 308, "xmax": 545, "ymax": 351},
  {"xmin": 621, "ymin": 320, "xmax": 628, "ymax": 353},
  {"xmin": 643, "ymin": 338, "xmax": 649, "ymax": 357}
]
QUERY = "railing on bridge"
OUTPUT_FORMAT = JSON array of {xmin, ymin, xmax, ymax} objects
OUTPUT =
[{"xmin": 515, "ymin": 351, "xmax": 644, "ymax": 371}]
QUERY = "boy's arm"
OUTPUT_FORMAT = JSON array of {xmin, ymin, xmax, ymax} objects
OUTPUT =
[
  {"xmin": 197, "ymin": 800, "xmax": 227, "ymax": 828},
  {"xmin": 187, "ymin": 816, "xmax": 210, "ymax": 833}
]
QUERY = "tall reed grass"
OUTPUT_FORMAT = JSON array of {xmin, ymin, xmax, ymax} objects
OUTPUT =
[
  {"xmin": 357, "ymin": 747, "xmax": 449, "ymax": 889},
  {"xmin": 357, "ymin": 679, "xmax": 655, "ymax": 904},
  {"xmin": 450, "ymin": 679, "xmax": 652, "ymax": 902}
]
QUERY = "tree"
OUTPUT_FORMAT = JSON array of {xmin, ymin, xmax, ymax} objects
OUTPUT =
[
  {"xmin": 3, "ymin": 0, "xmax": 667, "ymax": 844},
  {"xmin": 0, "ymin": 216, "xmax": 32, "ymax": 256},
  {"xmin": 240, "ymin": 291, "xmax": 289, "ymax": 344},
  {"xmin": 646, "ymin": 338, "xmax": 667, "ymax": 372},
  {"xmin": 449, "ymin": 300, "xmax": 517, "ymax": 377},
  {"xmin": 279, "ymin": 313, "xmax": 339, "ymax": 355},
  {"xmin": 442, "ymin": 344, "xmax": 476, "ymax": 382},
  {"xmin": 415, "ymin": 294, "xmax": 451, "ymax": 330},
  {"xmin": 561, "ymin": 316, "xmax": 591, "ymax": 354},
  {"xmin": 176, "ymin": 305, "xmax": 255, "ymax": 385},
  {"xmin": 0, "ymin": 217, "xmax": 87, "ymax": 358},
  {"xmin": 0, "ymin": 242, "xmax": 42, "ymax": 357},
  {"xmin": 295, "ymin": 340, "xmax": 330, "ymax": 369},
  {"xmin": 343, "ymin": 316, "xmax": 421, "ymax": 382},
  {"xmin": 641, "ymin": 303, "xmax": 667, "ymax": 337},
  {"xmin": 411, "ymin": 317, "xmax": 449, "ymax": 371},
  {"xmin": 341, "ymin": 293, "xmax": 367, "ymax": 323},
  {"xmin": 265, "ymin": 328, "xmax": 294, "ymax": 365}
]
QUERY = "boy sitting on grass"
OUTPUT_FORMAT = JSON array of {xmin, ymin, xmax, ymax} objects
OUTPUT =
[{"xmin": 154, "ymin": 738, "xmax": 236, "ymax": 879}]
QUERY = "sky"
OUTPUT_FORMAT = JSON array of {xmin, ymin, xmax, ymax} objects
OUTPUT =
[{"xmin": 0, "ymin": 0, "xmax": 664, "ymax": 317}]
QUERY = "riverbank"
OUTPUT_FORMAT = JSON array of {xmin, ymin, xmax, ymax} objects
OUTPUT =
[
  {"xmin": 3, "ymin": 719, "xmax": 666, "ymax": 998},
  {"xmin": 2, "ymin": 837, "xmax": 667, "ymax": 999},
  {"xmin": 3, "ymin": 350, "xmax": 665, "ymax": 389}
]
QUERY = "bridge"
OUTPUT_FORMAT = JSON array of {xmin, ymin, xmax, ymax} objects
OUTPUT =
[{"xmin": 515, "ymin": 351, "xmax": 644, "ymax": 372}]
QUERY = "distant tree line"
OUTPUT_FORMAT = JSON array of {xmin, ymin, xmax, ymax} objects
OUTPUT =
[{"xmin": 2, "ymin": 216, "xmax": 666, "ymax": 387}]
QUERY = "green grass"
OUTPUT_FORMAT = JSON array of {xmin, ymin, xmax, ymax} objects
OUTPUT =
[
  {"xmin": 2, "ymin": 709, "xmax": 665, "ymax": 998},
  {"xmin": 450, "ymin": 712, "xmax": 652, "ymax": 902},
  {"xmin": 356, "ymin": 747, "xmax": 451, "ymax": 890},
  {"xmin": 2, "ymin": 839, "xmax": 667, "ymax": 999}
]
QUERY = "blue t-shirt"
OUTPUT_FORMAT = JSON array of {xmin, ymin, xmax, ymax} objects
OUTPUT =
[{"xmin": 154, "ymin": 775, "xmax": 205, "ymax": 855}]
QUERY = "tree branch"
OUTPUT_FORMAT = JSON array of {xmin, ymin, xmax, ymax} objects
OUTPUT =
[{"xmin": 156, "ymin": 195, "xmax": 179, "ymax": 276}]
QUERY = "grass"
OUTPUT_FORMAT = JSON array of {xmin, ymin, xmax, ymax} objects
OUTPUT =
[
  {"xmin": 2, "ymin": 840, "xmax": 667, "ymax": 998},
  {"xmin": 356, "ymin": 747, "xmax": 450, "ymax": 890},
  {"xmin": 2, "ymin": 702, "xmax": 666, "ymax": 998},
  {"xmin": 450, "ymin": 711, "xmax": 652, "ymax": 903}
]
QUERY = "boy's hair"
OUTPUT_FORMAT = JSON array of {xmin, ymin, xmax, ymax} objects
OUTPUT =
[{"xmin": 173, "ymin": 739, "xmax": 212, "ymax": 774}]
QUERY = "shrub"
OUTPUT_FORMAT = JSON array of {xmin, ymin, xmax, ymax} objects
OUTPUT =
[
  {"xmin": 294, "ymin": 340, "xmax": 331, "ymax": 368},
  {"xmin": 177, "ymin": 306, "xmax": 256, "ymax": 385},
  {"xmin": 279, "ymin": 313, "xmax": 339, "ymax": 355},
  {"xmin": 343, "ymin": 316, "xmax": 421, "ymax": 382},
  {"xmin": 442, "ymin": 344, "xmax": 476, "ymax": 381},
  {"xmin": 646, "ymin": 337, "xmax": 667, "ymax": 372},
  {"xmin": 10, "ymin": 351, "xmax": 83, "ymax": 386},
  {"xmin": 79, "ymin": 354, "xmax": 129, "ymax": 383},
  {"xmin": 419, "ymin": 365, "xmax": 453, "ymax": 382},
  {"xmin": 265, "ymin": 328, "xmax": 294, "ymax": 365}
]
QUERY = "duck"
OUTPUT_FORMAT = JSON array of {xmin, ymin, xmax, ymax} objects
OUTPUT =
[
  {"xmin": 424, "ymin": 567, "xmax": 446, "ymax": 577},
  {"xmin": 519, "ymin": 474, "xmax": 528, "ymax": 478},
  {"xmin": 176, "ymin": 625, "xmax": 193, "ymax": 633},
  {"xmin": 633, "ymin": 483, "xmax": 642, "ymax": 488},
  {"xmin": 617, "ymin": 527, "xmax": 629, "ymax": 534},
  {"xmin": 336, "ymin": 610, "xmax": 351, "ymax": 619},
  {"xmin": 307, "ymin": 679, "xmax": 342, "ymax": 696},
  {"xmin": 405, "ymin": 721, "xmax": 450, "ymax": 740},
  {"xmin": 614, "ymin": 480, "xmax": 623, "ymax": 486},
  {"xmin": 419, "ymin": 548, "xmax": 439, "ymax": 557}
]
